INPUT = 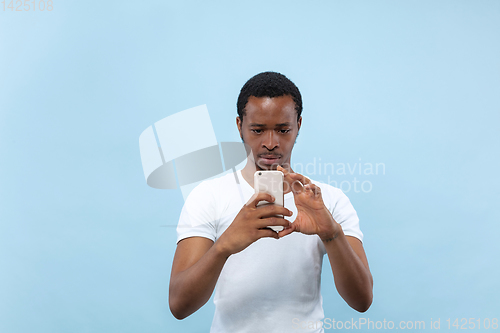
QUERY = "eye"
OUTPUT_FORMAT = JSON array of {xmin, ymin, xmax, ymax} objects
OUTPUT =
[
  {"xmin": 251, "ymin": 129, "xmax": 262, "ymax": 134},
  {"xmin": 279, "ymin": 129, "xmax": 291, "ymax": 134}
]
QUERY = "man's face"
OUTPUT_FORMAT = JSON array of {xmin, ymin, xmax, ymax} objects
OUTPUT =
[{"xmin": 237, "ymin": 95, "xmax": 302, "ymax": 170}]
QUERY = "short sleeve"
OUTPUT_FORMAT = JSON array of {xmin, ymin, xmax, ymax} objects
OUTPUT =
[
  {"xmin": 176, "ymin": 181, "xmax": 218, "ymax": 243},
  {"xmin": 323, "ymin": 185, "xmax": 363, "ymax": 243}
]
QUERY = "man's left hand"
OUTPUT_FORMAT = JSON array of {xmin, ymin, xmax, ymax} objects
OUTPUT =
[{"xmin": 277, "ymin": 166, "xmax": 341, "ymax": 241}]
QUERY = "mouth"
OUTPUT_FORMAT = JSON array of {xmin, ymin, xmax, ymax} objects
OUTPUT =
[{"xmin": 257, "ymin": 154, "xmax": 282, "ymax": 167}]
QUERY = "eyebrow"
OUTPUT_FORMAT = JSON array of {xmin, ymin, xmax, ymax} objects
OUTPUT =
[{"xmin": 249, "ymin": 123, "xmax": 292, "ymax": 127}]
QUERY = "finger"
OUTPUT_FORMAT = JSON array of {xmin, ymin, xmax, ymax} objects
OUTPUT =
[
  {"xmin": 277, "ymin": 165, "xmax": 289, "ymax": 176},
  {"xmin": 255, "ymin": 204, "xmax": 293, "ymax": 218},
  {"xmin": 258, "ymin": 228, "xmax": 279, "ymax": 240},
  {"xmin": 282, "ymin": 172, "xmax": 308, "ymax": 194},
  {"xmin": 256, "ymin": 216, "xmax": 291, "ymax": 229},
  {"xmin": 304, "ymin": 183, "xmax": 321, "ymax": 197},
  {"xmin": 288, "ymin": 172, "xmax": 311, "ymax": 186},
  {"xmin": 289, "ymin": 178, "xmax": 305, "ymax": 194},
  {"xmin": 277, "ymin": 223, "xmax": 296, "ymax": 238},
  {"xmin": 247, "ymin": 192, "xmax": 275, "ymax": 207},
  {"xmin": 282, "ymin": 173, "xmax": 294, "ymax": 193},
  {"xmin": 280, "ymin": 170, "xmax": 292, "ymax": 193}
]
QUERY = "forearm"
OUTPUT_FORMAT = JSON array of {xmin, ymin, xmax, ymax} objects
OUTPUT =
[
  {"xmin": 169, "ymin": 241, "xmax": 228, "ymax": 319},
  {"xmin": 323, "ymin": 229, "xmax": 373, "ymax": 312}
]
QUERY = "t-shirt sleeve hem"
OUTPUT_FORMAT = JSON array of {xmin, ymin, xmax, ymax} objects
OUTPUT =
[
  {"xmin": 176, "ymin": 232, "xmax": 216, "ymax": 244},
  {"xmin": 343, "ymin": 230, "xmax": 363, "ymax": 243}
]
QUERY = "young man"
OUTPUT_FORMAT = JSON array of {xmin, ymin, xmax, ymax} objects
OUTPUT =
[{"xmin": 169, "ymin": 72, "xmax": 373, "ymax": 332}]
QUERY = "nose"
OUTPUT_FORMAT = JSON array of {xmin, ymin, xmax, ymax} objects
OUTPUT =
[{"xmin": 262, "ymin": 131, "xmax": 279, "ymax": 151}]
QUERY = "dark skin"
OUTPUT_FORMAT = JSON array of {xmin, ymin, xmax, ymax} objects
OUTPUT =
[{"xmin": 169, "ymin": 95, "xmax": 373, "ymax": 319}]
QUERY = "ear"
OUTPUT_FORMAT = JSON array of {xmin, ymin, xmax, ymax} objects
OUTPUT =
[
  {"xmin": 236, "ymin": 116, "xmax": 243, "ymax": 139},
  {"xmin": 297, "ymin": 116, "xmax": 302, "ymax": 132}
]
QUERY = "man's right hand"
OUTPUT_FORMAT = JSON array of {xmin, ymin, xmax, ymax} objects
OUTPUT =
[
  {"xmin": 215, "ymin": 192, "xmax": 293, "ymax": 257},
  {"xmin": 170, "ymin": 193, "xmax": 292, "ymax": 319}
]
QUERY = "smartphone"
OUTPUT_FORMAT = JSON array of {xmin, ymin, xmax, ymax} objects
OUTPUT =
[{"xmin": 254, "ymin": 170, "xmax": 285, "ymax": 232}]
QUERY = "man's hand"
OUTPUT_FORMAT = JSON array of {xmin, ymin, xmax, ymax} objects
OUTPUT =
[
  {"xmin": 277, "ymin": 165, "xmax": 341, "ymax": 241},
  {"xmin": 170, "ymin": 193, "xmax": 292, "ymax": 319},
  {"xmin": 277, "ymin": 166, "xmax": 373, "ymax": 312},
  {"xmin": 215, "ymin": 192, "xmax": 293, "ymax": 257}
]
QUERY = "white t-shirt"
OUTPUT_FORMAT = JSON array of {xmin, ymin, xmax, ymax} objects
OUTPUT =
[{"xmin": 176, "ymin": 169, "xmax": 363, "ymax": 333}]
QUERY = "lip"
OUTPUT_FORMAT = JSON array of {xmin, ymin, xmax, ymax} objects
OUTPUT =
[{"xmin": 258, "ymin": 155, "xmax": 282, "ymax": 165}]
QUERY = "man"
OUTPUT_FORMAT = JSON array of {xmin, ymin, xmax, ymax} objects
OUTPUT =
[{"xmin": 169, "ymin": 72, "xmax": 373, "ymax": 332}]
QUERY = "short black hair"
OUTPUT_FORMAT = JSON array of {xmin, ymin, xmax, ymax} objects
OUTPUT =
[{"xmin": 237, "ymin": 71, "xmax": 302, "ymax": 122}]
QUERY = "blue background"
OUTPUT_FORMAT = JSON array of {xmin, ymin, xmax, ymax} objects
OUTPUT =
[{"xmin": 1, "ymin": 0, "xmax": 499, "ymax": 332}]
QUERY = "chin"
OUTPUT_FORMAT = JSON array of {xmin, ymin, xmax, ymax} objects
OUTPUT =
[{"xmin": 256, "ymin": 161, "xmax": 281, "ymax": 171}]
